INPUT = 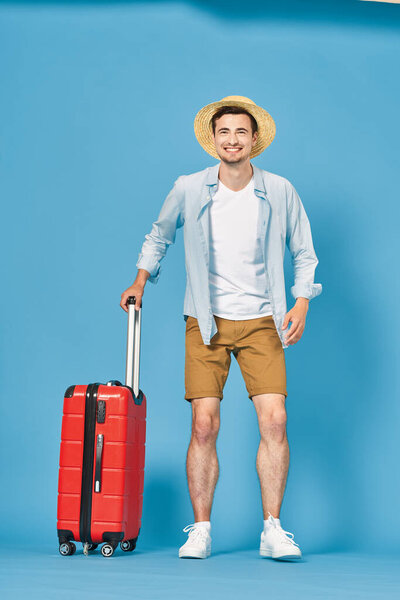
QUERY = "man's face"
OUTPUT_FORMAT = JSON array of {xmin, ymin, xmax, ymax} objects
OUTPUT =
[{"xmin": 212, "ymin": 113, "xmax": 258, "ymax": 164}]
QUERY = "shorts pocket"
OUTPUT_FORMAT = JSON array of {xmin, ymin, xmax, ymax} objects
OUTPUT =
[{"xmin": 185, "ymin": 316, "xmax": 199, "ymax": 333}]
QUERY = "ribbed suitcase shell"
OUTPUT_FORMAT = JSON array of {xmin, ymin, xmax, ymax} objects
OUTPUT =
[{"xmin": 57, "ymin": 382, "xmax": 146, "ymax": 549}]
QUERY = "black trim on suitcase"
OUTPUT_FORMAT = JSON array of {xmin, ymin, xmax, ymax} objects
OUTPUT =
[
  {"xmin": 58, "ymin": 529, "xmax": 74, "ymax": 543},
  {"xmin": 102, "ymin": 531, "xmax": 125, "ymax": 544},
  {"xmin": 125, "ymin": 386, "xmax": 145, "ymax": 406},
  {"xmin": 97, "ymin": 400, "xmax": 106, "ymax": 423},
  {"xmin": 64, "ymin": 385, "xmax": 76, "ymax": 398},
  {"xmin": 108, "ymin": 380, "xmax": 144, "ymax": 406},
  {"xmin": 79, "ymin": 382, "xmax": 100, "ymax": 544}
]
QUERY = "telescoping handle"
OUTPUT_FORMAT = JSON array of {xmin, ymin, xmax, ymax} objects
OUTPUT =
[{"xmin": 125, "ymin": 296, "xmax": 142, "ymax": 399}]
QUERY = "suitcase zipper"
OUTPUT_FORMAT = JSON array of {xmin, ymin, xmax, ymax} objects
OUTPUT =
[{"xmin": 79, "ymin": 382, "xmax": 100, "ymax": 544}]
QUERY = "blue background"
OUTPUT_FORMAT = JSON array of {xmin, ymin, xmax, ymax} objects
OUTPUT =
[{"xmin": 1, "ymin": 1, "xmax": 399, "ymax": 597}]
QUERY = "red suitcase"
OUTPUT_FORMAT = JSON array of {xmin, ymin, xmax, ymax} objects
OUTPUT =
[{"xmin": 57, "ymin": 296, "xmax": 146, "ymax": 557}]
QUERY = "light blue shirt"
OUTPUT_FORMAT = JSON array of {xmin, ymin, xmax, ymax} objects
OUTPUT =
[{"xmin": 136, "ymin": 162, "xmax": 322, "ymax": 349}]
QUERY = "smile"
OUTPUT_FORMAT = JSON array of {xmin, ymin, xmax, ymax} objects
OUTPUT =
[{"xmin": 224, "ymin": 148, "xmax": 242, "ymax": 152}]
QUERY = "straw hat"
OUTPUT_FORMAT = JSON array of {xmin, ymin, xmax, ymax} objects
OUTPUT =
[{"xmin": 194, "ymin": 95, "xmax": 276, "ymax": 159}]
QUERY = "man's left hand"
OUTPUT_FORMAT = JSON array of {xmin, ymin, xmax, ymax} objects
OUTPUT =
[{"xmin": 282, "ymin": 298, "xmax": 309, "ymax": 345}]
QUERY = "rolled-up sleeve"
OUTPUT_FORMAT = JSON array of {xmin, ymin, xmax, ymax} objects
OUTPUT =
[
  {"xmin": 285, "ymin": 181, "xmax": 322, "ymax": 301},
  {"xmin": 136, "ymin": 176, "xmax": 185, "ymax": 284}
]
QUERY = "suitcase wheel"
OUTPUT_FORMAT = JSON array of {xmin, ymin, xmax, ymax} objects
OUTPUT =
[
  {"xmin": 101, "ymin": 543, "xmax": 116, "ymax": 557},
  {"xmin": 120, "ymin": 540, "xmax": 136, "ymax": 552},
  {"xmin": 59, "ymin": 542, "xmax": 76, "ymax": 556}
]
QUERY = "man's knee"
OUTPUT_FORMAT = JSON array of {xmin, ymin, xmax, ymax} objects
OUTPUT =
[
  {"xmin": 191, "ymin": 398, "xmax": 220, "ymax": 444},
  {"xmin": 255, "ymin": 395, "xmax": 287, "ymax": 443}
]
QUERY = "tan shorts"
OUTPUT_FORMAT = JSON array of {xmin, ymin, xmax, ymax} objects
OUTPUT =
[{"xmin": 184, "ymin": 315, "xmax": 287, "ymax": 402}]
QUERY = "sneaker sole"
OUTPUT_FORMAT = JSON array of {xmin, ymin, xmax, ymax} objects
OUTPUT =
[
  {"xmin": 179, "ymin": 549, "xmax": 210, "ymax": 559},
  {"xmin": 260, "ymin": 548, "xmax": 302, "ymax": 561}
]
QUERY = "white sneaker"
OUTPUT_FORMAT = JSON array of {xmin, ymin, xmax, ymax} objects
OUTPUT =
[
  {"xmin": 178, "ymin": 523, "xmax": 212, "ymax": 559},
  {"xmin": 260, "ymin": 514, "xmax": 302, "ymax": 561}
]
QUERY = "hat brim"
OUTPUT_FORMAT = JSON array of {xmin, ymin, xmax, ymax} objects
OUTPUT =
[{"xmin": 194, "ymin": 99, "xmax": 276, "ymax": 159}]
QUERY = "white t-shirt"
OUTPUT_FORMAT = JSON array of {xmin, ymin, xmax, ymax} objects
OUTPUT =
[{"xmin": 208, "ymin": 176, "xmax": 273, "ymax": 320}]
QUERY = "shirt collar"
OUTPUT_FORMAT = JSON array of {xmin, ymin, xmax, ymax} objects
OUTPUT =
[{"xmin": 206, "ymin": 161, "xmax": 267, "ymax": 196}]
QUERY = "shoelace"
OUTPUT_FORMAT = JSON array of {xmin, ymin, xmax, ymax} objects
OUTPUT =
[
  {"xmin": 266, "ymin": 512, "xmax": 300, "ymax": 548},
  {"xmin": 182, "ymin": 523, "xmax": 209, "ymax": 542}
]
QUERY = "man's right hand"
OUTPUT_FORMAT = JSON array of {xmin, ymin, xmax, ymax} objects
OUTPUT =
[
  {"xmin": 120, "ymin": 283, "xmax": 144, "ymax": 312},
  {"xmin": 120, "ymin": 270, "xmax": 150, "ymax": 312}
]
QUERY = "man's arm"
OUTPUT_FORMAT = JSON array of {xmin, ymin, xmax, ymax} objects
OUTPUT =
[
  {"xmin": 283, "ymin": 181, "xmax": 322, "ymax": 345},
  {"xmin": 135, "ymin": 176, "xmax": 185, "ymax": 284},
  {"xmin": 285, "ymin": 181, "xmax": 322, "ymax": 302},
  {"xmin": 120, "ymin": 176, "xmax": 185, "ymax": 312}
]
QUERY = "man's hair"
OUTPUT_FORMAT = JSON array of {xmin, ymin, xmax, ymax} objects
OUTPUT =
[{"xmin": 211, "ymin": 106, "xmax": 258, "ymax": 136}]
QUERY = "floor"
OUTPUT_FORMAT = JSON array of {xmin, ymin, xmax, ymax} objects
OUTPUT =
[{"xmin": 2, "ymin": 543, "xmax": 400, "ymax": 599}]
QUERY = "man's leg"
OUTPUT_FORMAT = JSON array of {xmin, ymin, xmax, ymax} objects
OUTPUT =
[
  {"xmin": 186, "ymin": 396, "xmax": 221, "ymax": 521},
  {"xmin": 252, "ymin": 393, "xmax": 289, "ymax": 519}
]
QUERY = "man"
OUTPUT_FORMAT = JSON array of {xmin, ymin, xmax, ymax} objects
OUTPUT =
[{"xmin": 120, "ymin": 96, "xmax": 322, "ymax": 561}]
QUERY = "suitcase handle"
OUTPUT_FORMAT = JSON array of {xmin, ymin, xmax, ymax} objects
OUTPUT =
[
  {"xmin": 125, "ymin": 296, "xmax": 142, "ymax": 399},
  {"xmin": 94, "ymin": 434, "xmax": 104, "ymax": 493}
]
